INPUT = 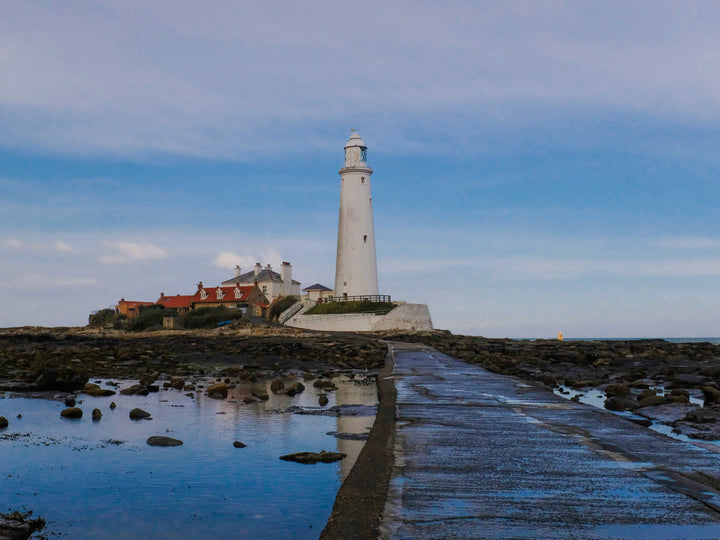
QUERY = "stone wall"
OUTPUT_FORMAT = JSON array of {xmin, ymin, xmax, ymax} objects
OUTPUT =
[{"xmin": 286, "ymin": 303, "xmax": 433, "ymax": 332}]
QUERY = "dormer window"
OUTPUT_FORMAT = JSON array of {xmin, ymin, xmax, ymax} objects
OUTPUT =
[
  {"xmin": 200, "ymin": 290, "xmax": 207, "ymax": 300},
  {"xmin": 234, "ymin": 288, "xmax": 242, "ymax": 299},
  {"xmin": 216, "ymin": 289, "xmax": 224, "ymax": 299}
]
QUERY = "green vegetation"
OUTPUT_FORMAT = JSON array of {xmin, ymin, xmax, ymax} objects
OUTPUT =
[
  {"xmin": 305, "ymin": 300, "xmax": 396, "ymax": 316},
  {"xmin": 268, "ymin": 296, "xmax": 299, "ymax": 321},
  {"xmin": 180, "ymin": 306, "xmax": 245, "ymax": 329},
  {"xmin": 88, "ymin": 309, "xmax": 128, "ymax": 329},
  {"xmin": 129, "ymin": 305, "xmax": 176, "ymax": 331}
]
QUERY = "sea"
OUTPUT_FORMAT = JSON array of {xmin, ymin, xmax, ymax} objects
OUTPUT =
[{"xmin": 0, "ymin": 373, "xmax": 377, "ymax": 539}]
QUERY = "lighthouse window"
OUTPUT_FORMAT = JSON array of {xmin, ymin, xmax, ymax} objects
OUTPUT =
[
  {"xmin": 361, "ymin": 177, "xmax": 364, "ymax": 183},
  {"xmin": 360, "ymin": 148, "xmax": 367, "ymax": 162},
  {"xmin": 363, "ymin": 235, "xmax": 367, "ymax": 243}
]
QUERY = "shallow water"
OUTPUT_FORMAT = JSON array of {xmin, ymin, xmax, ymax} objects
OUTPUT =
[{"xmin": 0, "ymin": 373, "xmax": 377, "ymax": 539}]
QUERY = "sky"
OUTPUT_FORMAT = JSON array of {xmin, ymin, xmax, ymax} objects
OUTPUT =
[{"xmin": 2, "ymin": 1, "xmax": 720, "ymax": 338}]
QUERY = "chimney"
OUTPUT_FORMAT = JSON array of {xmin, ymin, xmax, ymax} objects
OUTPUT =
[
  {"xmin": 197, "ymin": 281, "xmax": 203, "ymax": 291},
  {"xmin": 160, "ymin": 292, "xmax": 165, "ymax": 298},
  {"xmin": 266, "ymin": 263, "xmax": 272, "ymax": 272},
  {"xmin": 281, "ymin": 261, "xmax": 291, "ymax": 297},
  {"xmin": 254, "ymin": 263, "xmax": 261, "ymax": 276},
  {"xmin": 235, "ymin": 265, "xmax": 242, "ymax": 277}
]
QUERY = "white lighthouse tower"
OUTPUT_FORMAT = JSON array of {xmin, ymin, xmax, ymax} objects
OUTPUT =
[{"xmin": 334, "ymin": 131, "xmax": 379, "ymax": 298}]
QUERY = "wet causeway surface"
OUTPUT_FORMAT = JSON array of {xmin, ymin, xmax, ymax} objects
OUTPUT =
[{"xmin": 380, "ymin": 343, "xmax": 720, "ymax": 539}]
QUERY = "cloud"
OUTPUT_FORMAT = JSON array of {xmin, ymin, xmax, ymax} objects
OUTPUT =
[
  {"xmin": 3, "ymin": 238, "xmax": 23, "ymax": 248},
  {"xmin": 53, "ymin": 241, "xmax": 76, "ymax": 253},
  {"xmin": 2, "ymin": 2, "xmax": 720, "ymax": 158},
  {"xmin": 100, "ymin": 242, "xmax": 167, "ymax": 264},
  {"xmin": 212, "ymin": 252, "xmax": 257, "ymax": 270},
  {"xmin": 652, "ymin": 237, "xmax": 720, "ymax": 250}
]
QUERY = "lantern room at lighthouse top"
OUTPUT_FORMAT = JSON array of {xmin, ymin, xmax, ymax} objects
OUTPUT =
[{"xmin": 343, "ymin": 131, "xmax": 370, "ymax": 169}]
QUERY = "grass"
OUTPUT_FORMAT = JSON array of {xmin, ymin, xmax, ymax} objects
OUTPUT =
[{"xmin": 305, "ymin": 301, "xmax": 396, "ymax": 316}]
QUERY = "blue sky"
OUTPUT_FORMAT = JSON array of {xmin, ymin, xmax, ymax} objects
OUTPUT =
[{"xmin": 2, "ymin": 1, "xmax": 720, "ymax": 337}]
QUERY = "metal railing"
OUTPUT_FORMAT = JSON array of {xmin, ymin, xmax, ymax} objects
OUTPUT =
[
  {"xmin": 278, "ymin": 301, "xmax": 305, "ymax": 324},
  {"xmin": 323, "ymin": 295, "xmax": 392, "ymax": 303}
]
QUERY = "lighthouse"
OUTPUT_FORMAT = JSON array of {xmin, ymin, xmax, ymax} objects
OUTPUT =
[{"xmin": 334, "ymin": 131, "xmax": 379, "ymax": 298}]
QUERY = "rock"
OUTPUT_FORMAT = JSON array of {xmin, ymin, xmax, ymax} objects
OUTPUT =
[
  {"xmin": 637, "ymin": 389, "xmax": 658, "ymax": 400},
  {"xmin": 638, "ymin": 395, "xmax": 667, "ymax": 407},
  {"xmin": 129, "ymin": 408, "xmax": 152, "ymax": 420},
  {"xmin": 83, "ymin": 383, "xmax": 116, "ymax": 397},
  {"xmin": 120, "ymin": 384, "xmax": 143, "ymax": 396},
  {"xmin": 250, "ymin": 387, "xmax": 269, "ymax": 400},
  {"xmin": 318, "ymin": 394, "xmax": 329, "ymax": 407},
  {"xmin": 109, "ymin": 401, "xmax": 117, "ymax": 410},
  {"xmin": 605, "ymin": 383, "xmax": 629, "ymax": 397},
  {"xmin": 701, "ymin": 386, "xmax": 720, "ymax": 405},
  {"xmin": 61, "ymin": 407, "xmax": 83, "ymax": 419},
  {"xmin": 146, "ymin": 385, "xmax": 159, "ymax": 393},
  {"xmin": 0, "ymin": 416, "xmax": 8, "ymax": 429},
  {"xmin": 279, "ymin": 450, "xmax": 346, "ymax": 464},
  {"xmin": 683, "ymin": 407, "xmax": 719, "ymax": 424},
  {"xmin": 243, "ymin": 396, "xmax": 259, "ymax": 404},
  {"xmin": 667, "ymin": 394, "xmax": 690, "ymax": 403},
  {"xmin": 542, "ymin": 374, "xmax": 557, "ymax": 387},
  {"xmin": 33, "ymin": 365, "xmax": 88, "ymax": 392},
  {"xmin": 313, "ymin": 379, "xmax": 337, "ymax": 391},
  {"xmin": 604, "ymin": 396, "xmax": 640, "ymax": 412},
  {"xmin": 285, "ymin": 381, "xmax": 305, "ymax": 397},
  {"xmin": 146, "ymin": 436, "xmax": 183, "ymax": 447},
  {"xmin": 673, "ymin": 373, "xmax": 708, "ymax": 386},
  {"xmin": 92, "ymin": 408, "xmax": 102, "ymax": 421},
  {"xmin": 0, "ymin": 510, "xmax": 46, "ymax": 539},
  {"xmin": 302, "ymin": 372, "xmax": 316, "ymax": 381},
  {"xmin": 270, "ymin": 378, "xmax": 285, "ymax": 393},
  {"xmin": 206, "ymin": 382, "xmax": 228, "ymax": 399},
  {"xmin": 139, "ymin": 372, "xmax": 159, "ymax": 387},
  {"xmin": 170, "ymin": 376, "xmax": 185, "ymax": 390},
  {"xmin": 635, "ymin": 403, "xmax": 697, "ymax": 423},
  {"xmin": 233, "ymin": 441, "xmax": 247, "ymax": 448},
  {"xmin": 64, "ymin": 395, "xmax": 76, "ymax": 407}
]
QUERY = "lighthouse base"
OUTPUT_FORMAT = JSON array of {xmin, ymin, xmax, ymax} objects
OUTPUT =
[{"xmin": 285, "ymin": 302, "xmax": 433, "ymax": 333}]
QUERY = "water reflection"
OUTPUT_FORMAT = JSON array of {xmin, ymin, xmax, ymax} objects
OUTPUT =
[{"xmin": 0, "ymin": 372, "xmax": 377, "ymax": 539}]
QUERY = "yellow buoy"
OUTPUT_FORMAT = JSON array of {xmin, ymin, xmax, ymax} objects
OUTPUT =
[{"xmin": 558, "ymin": 331, "xmax": 563, "ymax": 341}]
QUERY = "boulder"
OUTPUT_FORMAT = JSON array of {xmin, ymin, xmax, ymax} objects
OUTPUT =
[
  {"xmin": 318, "ymin": 394, "xmax": 329, "ymax": 407},
  {"xmin": 250, "ymin": 387, "xmax": 269, "ymax": 401},
  {"xmin": 92, "ymin": 408, "xmax": 102, "ymax": 421},
  {"xmin": 635, "ymin": 403, "xmax": 697, "ymax": 423},
  {"xmin": 83, "ymin": 383, "xmax": 116, "ymax": 397},
  {"xmin": 683, "ymin": 407, "xmax": 719, "ymax": 424},
  {"xmin": 120, "ymin": 384, "xmax": 143, "ymax": 396},
  {"xmin": 0, "ymin": 416, "xmax": 8, "ymax": 429},
  {"xmin": 270, "ymin": 378, "xmax": 285, "ymax": 393},
  {"xmin": 206, "ymin": 382, "xmax": 228, "ymax": 400},
  {"xmin": 285, "ymin": 381, "xmax": 305, "ymax": 397},
  {"xmin": 637, "ymin": 389, "xmax": 658, "ymax": 401},
  {"xmin": 302, "ymin": 372, "xmax": 316, "ymax": 381},
  {"xmin": 61, "ymin": 407, "xmax": 83, "ymax": 419},
  {"xmin": 604, "ymin": 396, "xmax": 640, "ymax": 412},
  {"xmin": 701, "ymin": 386, "xmax": 720, "ymax": 405},
  {"xmin": 638, "ymin": 395, "xmax": 667, "ymax": 407},
  {"xmin": 129, "ymin": 408, "xmax": 152, "ymax": 420},
  {"xmin": 0, "ymin": 510, "xmax": 45, "ymax": 539},
  {"xmin": 139, "ymin": 372, "xmax": 159, "ymax": 387},
  {"xmin": 109, "ymin": 401, "xmax": 117, "ymax": 410},
  {"xmin": 233, "ymin": 441, "xmax": 247, "ymax": 448},
  {"xmin": 313, "ymin": 379, "xmax": 337, "ymax": 391},
  {"xmin": 146, "ymin": 436, "xmax": 183, "ymax": 447},
  {"xmin": 170, "ymin": 377, "xmax": 185, "ymax": 390},
  {"xmin": 279, "ymin": 450, "xmax": 346, "ymax": 464},
  {"xmin": 605, "ymin": 383, "xmax": 629, "ymax": 397}
]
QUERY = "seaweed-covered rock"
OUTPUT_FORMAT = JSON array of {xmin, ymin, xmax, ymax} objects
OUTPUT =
[
  {"xmin": 270, "ymin": 378, "xmax": 285, "ymax": 393},
  {"xmin": 279, "ymin": 450, "xmax": 346, "ymax": 464},
  {"xmin": 604, "ymin": 396, "xmax": 639, "ymax": 412},
  {"xmin": 146, "ymin": 436, "xmax": 183, "ymax": 447},
  {"xmin": 129, "ymin": 408, "xmax": 151, "ymax": 420},
  {"xmin": 233, "ymin": 441, "xmax": 247, "ymax": 448},
  {"xmin": 250, "ymin": 387, "xmax": 269, "ymax": 400},
  {"xmin": 206, "ymin": 382, "xmax": 228, "ymax": 400},
  {"xmin": 92, "ymin": 408, "xmax": 103, "ymax": 421},
  {"xmin": 61, "ymin": 407, "xmax": 83, "ymax": 419},
  {"xmin": 0, "ymin": 416, "xmax": 8, "ymax": 429}
]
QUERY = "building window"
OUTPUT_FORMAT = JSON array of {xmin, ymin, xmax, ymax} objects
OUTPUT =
[
  {"xmin": 200, "ymin": 291, "xmax": 207, "ymax": 300},
  {"xmin": 363, "ymin": 235, "xmax": 367, "ymax": 243},
  {"xmin": 262, "ymin": 286, "xmax": 267, "ymax": 294},
  {"xmin": 361, "ymin": 177, "xmax": 365, "ymax": 183},
  {"xmin": 235, "ymin": 289, "xmax": 242, "ymax": 299},
  {"xmin": 217, "ymin": 290, "xmax": 224, "ymax": 299}
]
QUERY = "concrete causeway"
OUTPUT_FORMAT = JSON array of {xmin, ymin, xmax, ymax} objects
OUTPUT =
[{"xmin": 380, "ymin": 342, "xmax": 720, "ymax": 539}]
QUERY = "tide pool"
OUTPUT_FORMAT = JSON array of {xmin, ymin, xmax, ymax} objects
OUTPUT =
[{"xmin": 0, "ymin": 373, "xmax": 377, "ymax": 539}]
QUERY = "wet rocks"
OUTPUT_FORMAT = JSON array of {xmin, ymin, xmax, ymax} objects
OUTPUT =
[
  {"xmin": 270, "ymin": 378, "xmax": 285, "ymax": 393},
  {"xmin": 279, "ymin": 450, "xmax": 346, "ymax": 464},
  {"xmin": 63, "ymin": 394, "xmax": 76, "ymax": 407},
  {"xmin": 233, "ymin": 441, "xmax": 247, "ymax": 448},
  {"xmin": 0, "ymin": 510, "xmax": 45, "ymax": 539},
  {"xmin": 61, "ymin": 407, "xmax": 83, "ymax": 419},
  {"xmin": 701, "ymin": 386, "xmax": 720, "ymax": 405},
  {"xmin": 92, "ymin": 408, "xmax": 103, "ymax": 421},
  {"xmin": 604, "ymin": 383, "xmax": 629, "ymax": 397},
  {"xmin": 206, "ymin": 382, "xmax": 228, "ymax": 400},
  {"xmin": 32, "ymin": 365, "xmax": 87, "ymax": 392},
  {"xmin": 683, "ymin": 407, "xmax": 719, "ymax": 424},
  {"xmin": 250, "ymin": 386, "xmax": 269, "ymax": 400},
  {"xmin": 318, "ymin": 394, "xmax": 329, "ymax": 407},
  {"xmin": 285, "ymin": 381, "xmax": 305, "ymax": 397},
  {"xmin": 638, "ymin": 395, "xmax": 667, "ymax": 407},
  {"xmin": 0, "ymin": 416, "xmax": 8, "ymax": 429},
  {"xmin": 634, "ymin": 403, "xmax": 697, "ymax": 423},
  {"xmin": 170, "ymin": 376, "xmax": 185, "ymax": 390},
  {"xmin": 129, "ymin": 408, "xmax": 151, "ymax": 420},
  {"xmin": 83, "ymin": 382, "xmax": 116, "ymax": 397},
  {"xmin": 313, "ymin": 379, "xmax": 337, "ymax": 392},
  {"xmin": 604, "ymin": 396, "xmax": 639, "ymax": 412},
  {"xmin": 146, "ymin": 436, "xmax": 183, "ymax": 447},
  {"xmin": 109, "ymin": 401, "xmax": 117, "ymax": 410},
  {"xmin": 120, "ymin": 384, "xmax": 144, "ymax": 396}
]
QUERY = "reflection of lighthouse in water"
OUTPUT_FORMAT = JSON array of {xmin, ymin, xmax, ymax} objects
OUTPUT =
[{"xmin": 332, "ymin": 377, "xmax": 378, "ymax": 479}]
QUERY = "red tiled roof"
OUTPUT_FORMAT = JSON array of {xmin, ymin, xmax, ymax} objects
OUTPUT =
[
  {"xmin": 156, "ymin": 294, "xmax": 194, "ymax": 309},
  {"xmin": 193, "ymin": 285, "xmax": 255, "ymax": 304}
]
